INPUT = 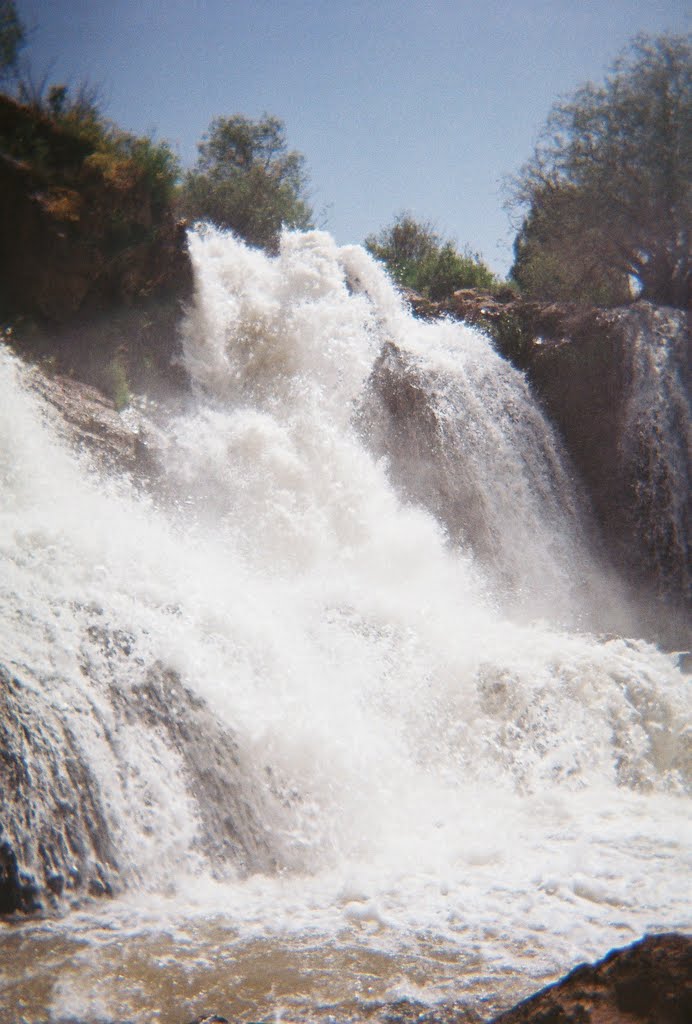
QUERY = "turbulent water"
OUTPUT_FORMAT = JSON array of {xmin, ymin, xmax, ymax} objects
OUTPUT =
[{"xmin": 0, "ymin": 227, "xmax": 689, "ymax": 1024}]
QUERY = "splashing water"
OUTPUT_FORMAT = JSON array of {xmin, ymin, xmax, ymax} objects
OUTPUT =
[{"xmin": 0, "ymin": 227, "xmax": 689, "ymax": 1023}]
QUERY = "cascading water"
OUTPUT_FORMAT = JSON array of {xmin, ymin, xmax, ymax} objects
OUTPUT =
[
  {"xmin": 0, "ymin": 227, "xmax": 689, "ymax": 1024},
  {"xmin": 619, "ymin": 304, "xmax": 690, "ymax": 605}
]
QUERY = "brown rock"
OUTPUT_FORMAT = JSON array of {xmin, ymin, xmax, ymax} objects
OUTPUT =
[
  {"xmin": 28, "ymin": 368, "xmax": 158, "ymax": 479},
  {"xmin": 487, "ymin": 933, "xmax": 692, "ymax": 1024}
]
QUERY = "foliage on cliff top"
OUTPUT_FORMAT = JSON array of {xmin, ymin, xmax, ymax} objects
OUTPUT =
[
  {"xmin": 365, "ymin": 213, "xmax": 501, "ymax": 300},
  {"xmin": 1, "ymin": 0, "xmax": 179, "ymax": 224},
  {"xmin": 179, "ymin": 113, "xmax": 313, "ymax": 251},
  {"xmin": 509, "ymin": 33, "xmax": 691, "ymax": 309},
  {"xmin": 0, "ymin": 80, "xmax": 180, "ymax": 221}
]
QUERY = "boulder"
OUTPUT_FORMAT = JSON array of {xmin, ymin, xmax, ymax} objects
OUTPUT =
[{"xmin": 488, "ymin": 932, "xmax": 692, "ymax": 1024}]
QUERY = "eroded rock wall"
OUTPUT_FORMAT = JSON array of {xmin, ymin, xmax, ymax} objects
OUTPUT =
[{"xmin": 408, "ymin": 289, "xmax": 690, "ymax": 637}]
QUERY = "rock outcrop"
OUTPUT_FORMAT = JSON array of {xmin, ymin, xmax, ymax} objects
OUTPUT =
[
  {"xmin": 28, "ymin": 367, "xmax": 160, "ymax": 479},
  {"xmin": 358, "ymin": 337, "xmax": 603, "ymax": 623},
  {"xmin": 518, "ymin": 303, "xmax": 689, "ymax": 634},
  {"xmin": 488, "ymin": 932, "xmax": 692, "ymax": 1024},
  {"xmin": 0, "ymin": 656, "xmax": 286, "ymax": 915},
  {"xmin": 404, "ymin": 288, "xmax": 690, "ymax": 640}
]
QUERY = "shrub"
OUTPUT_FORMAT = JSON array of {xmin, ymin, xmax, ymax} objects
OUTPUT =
[{"xmin": 365, "ymin": 214, "xmax": 500, "ymax": 300}]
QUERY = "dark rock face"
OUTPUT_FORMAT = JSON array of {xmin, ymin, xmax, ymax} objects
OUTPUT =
[
  {"xmin": 488, "ymin": 933, "xmax": 692, "ymax": 1024},
  {"xmin": 518, "ymin": 303, "xmax": 690, "ymax": 640}
]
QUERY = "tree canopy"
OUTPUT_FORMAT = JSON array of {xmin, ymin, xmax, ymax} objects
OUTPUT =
[
  {"xmin": 0, "ymin": 0, "xmax": 25, "ymax": 81},
  {"xmin": 179, "ymin": 114, "xmax": 313, "ymax": 250},
  {"xmin": 365, "ymin": 213, "xmax": 499, "ymax": 300},
  {"xmin": 510, "ymin": 33, "xmax": 691, "ymax": 309}
]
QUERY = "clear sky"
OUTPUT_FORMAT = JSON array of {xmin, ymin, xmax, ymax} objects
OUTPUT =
[{"xmin": 15, "ymin": 1, "xmax": 691, "ymax": 275}]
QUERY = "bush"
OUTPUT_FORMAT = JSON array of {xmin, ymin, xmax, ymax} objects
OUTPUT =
[
  {"xmin": 105, "ymin": 352, "xmax": 130, "ymax": 411},
  {"xmin": 1, "ymin": 81, "xmax": 180, "ymax": 230},
  {"xmin": 365, "ymin": 214, "xmax": 500, "ymax": 300}
]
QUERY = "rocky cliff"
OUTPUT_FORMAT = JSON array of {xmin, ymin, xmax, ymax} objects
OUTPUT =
[{"xmin": 408, "ymin": 289, "xmax": 690, "ymax": 641}]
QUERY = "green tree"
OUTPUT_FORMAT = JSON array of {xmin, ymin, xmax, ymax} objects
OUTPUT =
[
  {"xmin": 511, "ymin": 186, "xmax": 633, "ymax": 305},
  {"xmin": 510, "ymin": 33, "xmax": 691, "ymax": 308},
  {"xmin": 179, "ymin": 114, "xmax": 313, "ymax": 250},
  {"xmin": 0, "ymin": 0, "xmax": 25, "ymax": 81},
  {"xmin": 366, "ymin": 213, "xmax": 499, "ymax": 299}
]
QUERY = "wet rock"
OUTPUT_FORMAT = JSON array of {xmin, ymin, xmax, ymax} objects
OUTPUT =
[
  {"xmin": 186, "ymin": 1016, "xmax": 230, "ymax": 1024},
  {"xmin": 0, "ymin": 664, "xmax": 118, "ymax": 913},
  {"xmin": 404, "ymin": 289, "xmax": 690, "ymax": 641},
  {"xmin": 358, "ymin": 338, "xmax": 602, "ymax": 621},
  {"xmin": 119, "ymin": 664, "xmax": 286, "ymax": 875},
  {"xmin": 28, "ymin": 368, "xmax": 160, "ymax": 480},
  {"xmin": 0, "ymin": 647, "xmax": 292, "ymax": 916},
  {"xmin": 487, "ymin": 933, "xmax": 692, "ymax": 1024}
]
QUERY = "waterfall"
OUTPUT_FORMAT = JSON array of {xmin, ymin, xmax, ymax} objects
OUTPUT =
[
  {"xmin": 619, "ymin": 304, "xmax": 690, "ymax": 605},
  {"xmin": 0, "ymin": 227, "xmax": 689, "ymax": 1023}
]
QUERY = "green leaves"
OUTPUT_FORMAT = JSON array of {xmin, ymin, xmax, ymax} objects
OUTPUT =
[
  {"xmin": 0, "ymin": 1, "xmax": 25, "ymax": 81},
  {"xmin": 180, "ymin": 114, "xmax": 313, "ymax": 250},
  {"xmin": 510, "ymin": 33, "xmax": 691, "ymax": 308},
  {"xmin": 365, "ymin": 213, "xmax": 499, "ymax": 300}
]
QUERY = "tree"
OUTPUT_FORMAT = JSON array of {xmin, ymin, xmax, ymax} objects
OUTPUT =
[
  {"xmin": 0, "ymin": 0, "xmax": 25, "ymax": 81},
  {"xmin": 179, "ymin": 114, "xmax": 313, "ymax": 250},
  {"xmin": 511, "ymin": 186, "xmax": 633, "ymax": 306},
  {"xmin": 366, "ymin": 213, "xmax": 499, "ymax": 300},
  {"xmin": 510, "ymin": 33, "xmax": 691, "ymax": 309}
]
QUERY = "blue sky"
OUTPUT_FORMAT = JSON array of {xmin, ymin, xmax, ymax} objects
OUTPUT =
[{"xmin": 15, "ymin": 1, "xmax": 690, "ymax": 275}]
